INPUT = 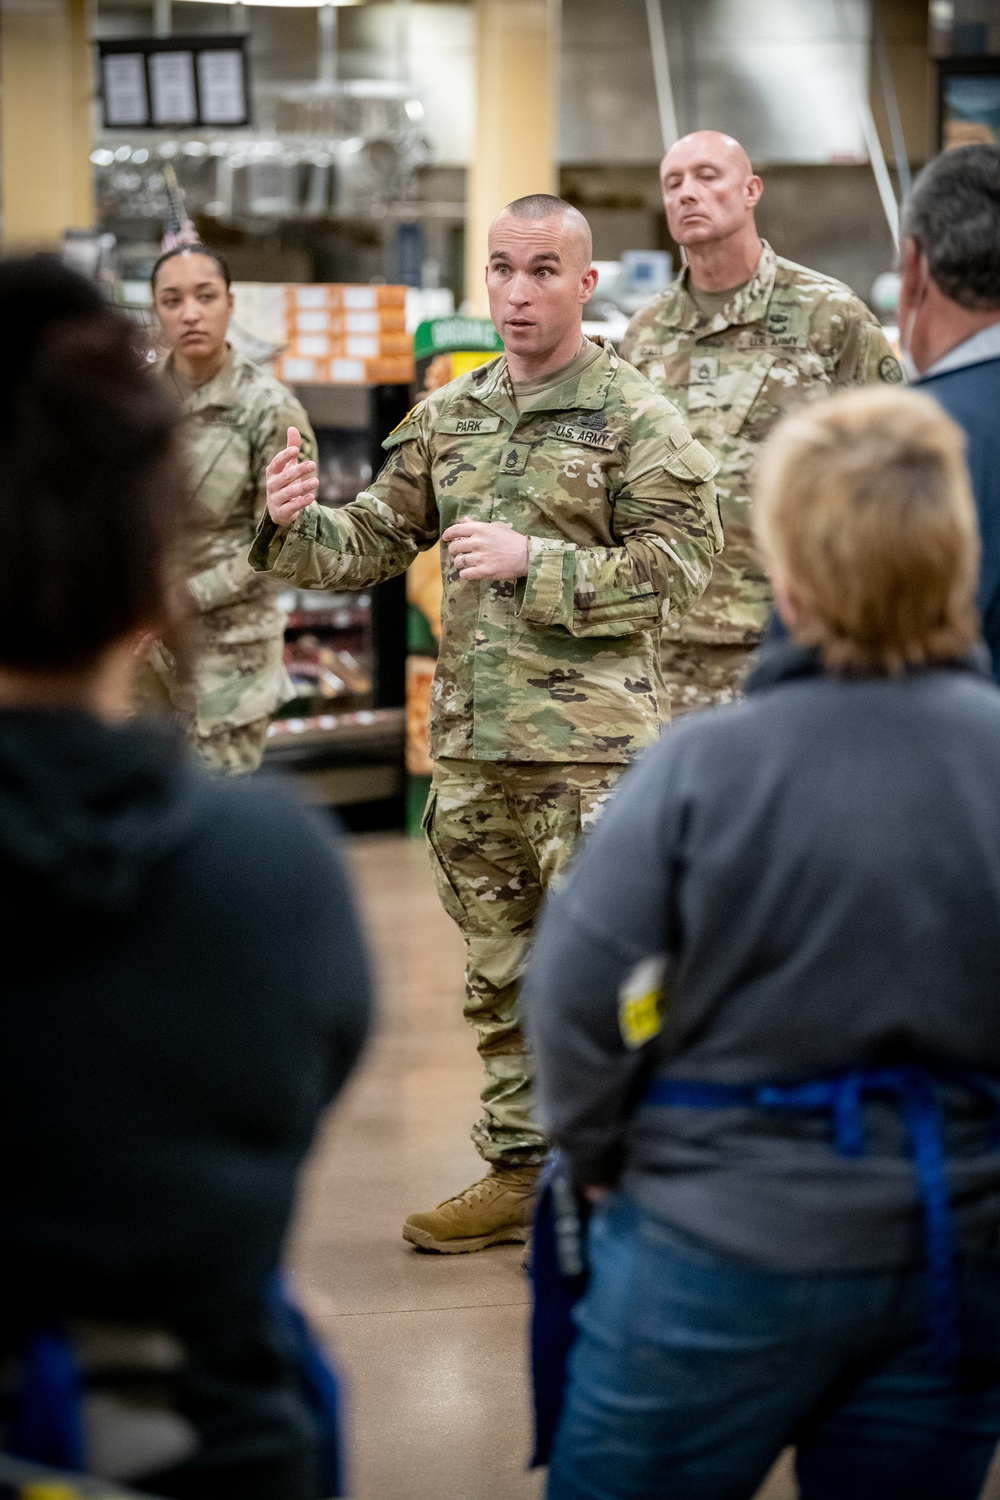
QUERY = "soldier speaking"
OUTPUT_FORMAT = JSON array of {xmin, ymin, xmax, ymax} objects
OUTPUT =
[
  {"xmin": 621, "ymin": 130, "xmax": 903, "ymax": 716},
  {"xmin": 251, "ymin": 195, "xmax": 720, "ymax": 1254}
]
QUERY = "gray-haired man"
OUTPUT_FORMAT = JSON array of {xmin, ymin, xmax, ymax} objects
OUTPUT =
[{"xmin": 899, "ymin": 143, "xmax": 1000, "ymax": 679}]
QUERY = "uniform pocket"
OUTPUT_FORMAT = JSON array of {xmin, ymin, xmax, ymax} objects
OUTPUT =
[
  {"xmin": 723, "ymin": 355, "xmax": 775, "ymax": 436},
  {"xmin": 578, "ymin": 768, "xmax": 627, "ymax": 834},
  {"xmin": 421, "ymin": 787, "xmax": 469, "ymax": 926},
  {"xmin": 190, "ymin": 424, "xmax": 252, "ymax": 521}
]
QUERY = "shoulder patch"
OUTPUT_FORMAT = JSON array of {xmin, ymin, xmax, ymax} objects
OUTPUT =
[
  {"xmin": 388, "ymin": 401, "xmax": 424, "ymax": 437},
  {"xmin": 663, "ymin": 434, "xmax": 719, "ymax": 485},
  {"xmin": 879, "ymin": 354, "xmax": 903, "ymax": 383},
  {"xmin": 382, "ymin": 420, "xmax": 422, "ymax": 451}
]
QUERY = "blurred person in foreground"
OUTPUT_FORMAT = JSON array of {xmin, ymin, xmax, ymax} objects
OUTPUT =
[
  {"xmin": 134, "ymin": 244, "xmax": 317, "ymax": 775},
  {"xmin": 525, "ymin": 387, "xmax": 1000, "ymax": 1500},
  {"xmin": 251, "ymin": 195, "xmax": 721, "ymax": 1255},
  {"xmin": 621, "ymin": 130, "xmax": 902, "ymax": 717},
  {"xmin": 900, "ymin": 142, "xmax": 1000, "ymax": 681},
  {"xmin": 0, "ymin": 258, "xmax": 370, "ymax": 1499}
]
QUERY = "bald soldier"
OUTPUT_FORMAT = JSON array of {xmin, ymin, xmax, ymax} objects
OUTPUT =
[
  {"xmin": 622, "ymin": 131, "xmax": 903, "ymax": 714},
  {"xmin": 250, "ymin": 195, "xmax": 721, "ymax": 1254}
]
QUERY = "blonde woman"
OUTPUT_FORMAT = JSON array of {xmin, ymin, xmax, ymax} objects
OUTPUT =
[{"xmin": 528, "ymin": 388, "xmax": 1000, "ymax": 1500}]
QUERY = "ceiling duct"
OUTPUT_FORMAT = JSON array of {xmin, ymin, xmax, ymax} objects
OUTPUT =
[{"xmin": 561, "ymin": 0, "xmax": 874, "ymax": 166}]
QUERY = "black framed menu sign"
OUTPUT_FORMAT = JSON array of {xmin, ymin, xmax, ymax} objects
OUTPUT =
[{"xmin": 99, "ymin": 35, "xmax": 251, "ymax": 130}]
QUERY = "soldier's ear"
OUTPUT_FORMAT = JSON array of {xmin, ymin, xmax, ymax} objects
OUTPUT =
[{"xmin": 747, "ymin": 175, "xmax": 764, "ymax": 211}]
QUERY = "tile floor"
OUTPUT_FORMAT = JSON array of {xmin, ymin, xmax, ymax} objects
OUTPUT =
[{"xmin": 286, "ymin": 832, "xmax": 997, "ymax": 1500}]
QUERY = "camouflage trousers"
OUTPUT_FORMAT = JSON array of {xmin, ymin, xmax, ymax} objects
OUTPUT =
[
  {"xmin": 660, "ymin": 639, "xmax": 759, "ymax": 718},
  {"xmin": 193, "ymin": 717, "xmax": 271, "ymax": 776},
  {"xmin": 423, "ymin": 757, "xmax": 627, "ymax": 1168},
  {"xmin": 133, "ymin": 659, "xmax": 271, "ymax": 776}
]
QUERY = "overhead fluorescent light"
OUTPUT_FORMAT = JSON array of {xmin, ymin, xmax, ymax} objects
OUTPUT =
[{"xmin": 184, "ymin": 1, "xmax": 364, "ymax": 7}]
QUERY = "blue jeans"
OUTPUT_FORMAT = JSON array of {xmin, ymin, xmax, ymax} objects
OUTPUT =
[{"xmin": 546, "ymin": 1195, "xmax": 1000, "ymax": 1500}]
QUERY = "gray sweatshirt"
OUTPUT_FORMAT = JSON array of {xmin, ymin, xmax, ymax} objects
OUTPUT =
[{"xmin": 524, "ymin": 644, "xmax": 1000, "ymax": 1270}]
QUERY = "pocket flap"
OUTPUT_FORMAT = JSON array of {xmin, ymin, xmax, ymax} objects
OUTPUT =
[{"xmin": 723, "ymin": 354, "xmax": 775, "ymax": 436}]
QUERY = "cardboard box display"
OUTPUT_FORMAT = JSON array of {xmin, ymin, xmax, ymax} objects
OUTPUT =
[
  {"xmin": 285, "ymin": 331, "xmax": 413, "ymax": 359},
  {"xmin": 286, "ymin": 283, "xmax": 408, "ymax": 312},
  {"xmin": 291, "ymin": 308, "xmax": 408, "ymax": 335},
  {"xmin": 275, "ymin": 353, "xmax": 415, "ymax": 386}
]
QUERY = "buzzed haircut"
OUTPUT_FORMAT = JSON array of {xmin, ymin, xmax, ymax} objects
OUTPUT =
[
  {"xmin": 505, "ymin": 193, "xmax": 576, "ymax": 220},
  {"xmin": 496, "ymin": 194, "xmax": 593, "ymax": 266},
  {"xmin": 903, "ymin": 144, "xmax": 1000, "ymax": 311}
]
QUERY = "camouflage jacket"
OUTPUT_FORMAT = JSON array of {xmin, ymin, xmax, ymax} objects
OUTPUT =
[
  {"xmin": 159, "ymin": 348, "xmax": 316, "ymax": 733},
  {"xmin": 621, "ymin": 242, "xmax": 903, "ymax": 643},
  {"xmin": 250, "ymin": 340, "xmax": 720, "ymax": 763}
]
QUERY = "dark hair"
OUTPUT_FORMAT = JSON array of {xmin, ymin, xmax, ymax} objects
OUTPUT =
[
  {"xmin": 151, "ymin": 242, "xmax": 232, "ymax": 291},
  {"xmin": 0, "ymin": 256, "xmax": 186, "ymax": 671},
  {"xmin": 902, "ymin": 144, "xmax": 1000, "ymax": 310}
]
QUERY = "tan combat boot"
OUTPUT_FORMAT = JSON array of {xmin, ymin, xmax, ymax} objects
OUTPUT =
[{"xmin": 402, "ymin": 1166, "xmax": 540, "ymax": 1253}]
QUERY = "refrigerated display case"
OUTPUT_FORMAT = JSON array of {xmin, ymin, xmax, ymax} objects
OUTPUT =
[{"xmin": 262, "ymin": 378, "xmax": 412, "ymax": 825}]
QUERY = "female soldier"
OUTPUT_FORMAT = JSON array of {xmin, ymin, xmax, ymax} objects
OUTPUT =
[{"xmin": 140, "ymin": 244, "xmax": 317, "ymax": 774}]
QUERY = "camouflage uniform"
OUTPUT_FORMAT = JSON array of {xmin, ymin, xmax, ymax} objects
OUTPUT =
[
  {"xmin": 426, "ymin": 758, "xmax": 623, "ymax": 1161},
  {"xmin": 621, "ymin": 241, "xmax": 904, "ymax": 717},
  {"xmin": 137, "ymin": 348, "xmax": 317, "ymax": 774},
  {"xmin": 251, "ymin": 340, "xmax": 720, "ymax": 1166}
]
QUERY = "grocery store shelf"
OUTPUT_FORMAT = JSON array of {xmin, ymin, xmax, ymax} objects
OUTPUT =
[
  {"xmin": 285, "ymin": 606, "xmax": 370, "ymax": 631},
  {"xmin": 264, "ymin": 706, "xmax": 405, "ymax": 759}
]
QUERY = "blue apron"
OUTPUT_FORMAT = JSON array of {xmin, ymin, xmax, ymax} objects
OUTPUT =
[
  {"xmin": 4, "ymin": 1278, "xmax": 345, "ymax": 1498},
  {"xmin": 530, "ymin": 1062, "xmax": 1000, "ymax": 1466}
]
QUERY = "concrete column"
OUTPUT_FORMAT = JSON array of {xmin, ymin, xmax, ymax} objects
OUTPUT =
[
  {"xmin": 1, "ymin": 0, "xmax": 95, "ymax": 249},
  {"xmin": 464, "ymin": 0, "xmax": 560, "ymax": 315}
]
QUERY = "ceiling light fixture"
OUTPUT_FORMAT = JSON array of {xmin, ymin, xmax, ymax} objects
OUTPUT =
[{"xmin": 183, "ymin": 1, "xmax": 365, "ymax": 8}]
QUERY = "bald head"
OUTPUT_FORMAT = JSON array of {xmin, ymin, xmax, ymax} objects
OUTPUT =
[
  {"xmin": 490, "ymin": 195, "xmax": 593, "ymax": 273},
  {"xmin": 657, "ymin": 130, "xmax": 763, "ymax": 259},
  {"xmin": 662, "ymin": 130, "xmax": 753, "ymax": 183}
]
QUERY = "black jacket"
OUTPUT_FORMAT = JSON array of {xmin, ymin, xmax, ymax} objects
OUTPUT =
[
  {"xmin": 0, "ymin": 710, "xmax": 371, "ymax": 1334},
  {"xmin": 525, "ymin": 646, "xmax": 1000, "ymax": 1270}
]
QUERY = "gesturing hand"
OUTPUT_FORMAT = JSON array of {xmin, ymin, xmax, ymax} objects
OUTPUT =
[
  {"xmin": 442, "ymin": 518, "xmax": 529, "ymax": 581},
  {"xmin": 266, "ymin": 426, "xmax": 319, "ymax": 527}
]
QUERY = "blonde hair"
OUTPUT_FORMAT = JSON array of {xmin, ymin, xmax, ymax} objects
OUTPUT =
[{"xmin": 753, "ymin": 387, "xmax": 981, "ymax": 675}]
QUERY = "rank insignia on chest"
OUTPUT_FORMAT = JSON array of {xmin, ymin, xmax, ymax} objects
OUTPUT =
[
  {"xmin": 500, "ymin": 442, "xmax": 533, "ymax": 475},
  {"xmin": 689, "ymin": 357, "xmax": 719, "ymax": 385}
]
